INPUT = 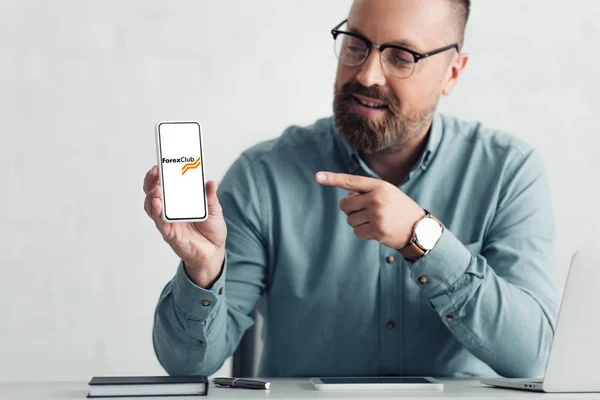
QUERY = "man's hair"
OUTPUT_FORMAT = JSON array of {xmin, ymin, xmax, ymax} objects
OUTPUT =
[{"xmin": 446, "ymin": 0, "xmax": 470, "ymax": 50}]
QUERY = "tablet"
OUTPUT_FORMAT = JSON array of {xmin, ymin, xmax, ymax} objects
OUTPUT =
[{"xmin": 310, "ymin": 376, "xmax": 443, "ymax": 391}]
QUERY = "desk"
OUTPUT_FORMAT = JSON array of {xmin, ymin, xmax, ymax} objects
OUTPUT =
[{"xmin": 2, "ymin": 378, "xmax": 600, "ymax": 399}]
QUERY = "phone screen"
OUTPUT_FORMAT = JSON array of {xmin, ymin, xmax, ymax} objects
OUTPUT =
[{"xmin": 156, "ymin": 122, "xmax": 207, "ymax": 221}]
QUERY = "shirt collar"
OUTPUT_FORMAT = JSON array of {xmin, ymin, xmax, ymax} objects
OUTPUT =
[{"xmin": 332, "ymin": 111, "xmax": 444, "ymax": 175}]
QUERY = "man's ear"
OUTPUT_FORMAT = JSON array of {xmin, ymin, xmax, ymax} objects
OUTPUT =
[{"xmin": 442, "ymin": 53, "xmax": 469, "ymax": 96}]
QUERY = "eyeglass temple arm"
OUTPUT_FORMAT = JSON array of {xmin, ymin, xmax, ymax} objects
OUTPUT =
[
  {"xmin": 419, "ymin": 43, "xmax": 460, "ymax": 59},
  {"xmin": 331, "ymin": 18, "xmax": 348, "ymax": 34}
]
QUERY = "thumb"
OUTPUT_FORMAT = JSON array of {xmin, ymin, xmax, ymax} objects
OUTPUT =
[{"xmin": 206, "ymin": 180, "xmax": 223, "ymax": 216}]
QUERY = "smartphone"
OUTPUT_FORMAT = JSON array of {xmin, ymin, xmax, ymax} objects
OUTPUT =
[{"xmin": 155, "ymin": 121, "xmax": 208, "ymax": 222}]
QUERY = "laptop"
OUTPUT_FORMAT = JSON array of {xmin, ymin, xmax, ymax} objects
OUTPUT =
[{"xmin": 481, "ymin": 251, "xmax": 600, "ymax": 393}]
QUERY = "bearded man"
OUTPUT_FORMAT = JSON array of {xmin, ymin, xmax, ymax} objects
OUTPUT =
[{"xmin": 144, "ymin": 0, "xmax": 557, "ymax": 378}]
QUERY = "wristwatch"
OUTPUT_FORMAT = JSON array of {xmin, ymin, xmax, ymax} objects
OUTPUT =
[{"xmin": 398, "ymin": 210, "xmax": 444, "ymax": 262}]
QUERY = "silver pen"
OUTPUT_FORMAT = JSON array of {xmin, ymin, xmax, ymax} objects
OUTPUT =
[{"xmin": 213, "ymin": 377, "xmax": 271, "ymax": 390}]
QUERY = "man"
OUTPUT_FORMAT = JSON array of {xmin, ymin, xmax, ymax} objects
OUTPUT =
[{"xmin": 143, "ymin": 0, "xmax": 557, "ymax": 378}]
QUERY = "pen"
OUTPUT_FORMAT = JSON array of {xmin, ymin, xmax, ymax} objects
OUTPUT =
[{"xmin": 213, "ymin": 377, "xmax": 271, "ymax": 390}]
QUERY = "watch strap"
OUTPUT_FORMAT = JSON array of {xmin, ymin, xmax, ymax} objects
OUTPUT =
[
  {"xmin": 398, "ymin": 210, "xmax": 442, "ymax": 262},
  {"xmin": 399, "ymin": 241, "xmax": 426, "ymax": 261}
]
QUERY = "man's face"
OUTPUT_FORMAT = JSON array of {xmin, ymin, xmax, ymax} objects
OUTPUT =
[{"xmin": 334, "ymin": 0, "xmax": 462, "ymax": 154}]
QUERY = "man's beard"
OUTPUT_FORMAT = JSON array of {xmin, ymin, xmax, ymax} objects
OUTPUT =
[{"xmin": 333, "ymin": 81, "xmax": 436, "ymax": 154}]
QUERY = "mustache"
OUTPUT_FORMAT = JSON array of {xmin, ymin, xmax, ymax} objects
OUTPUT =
[{"xmin": 338, "ymin": 81, "xmax": 399, "ymax": 110}]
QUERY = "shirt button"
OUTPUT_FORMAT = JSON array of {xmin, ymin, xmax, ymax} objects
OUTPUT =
[
  {"xmin": 418, "ymin": 276, "xmax": 428, "ymax": 284},
  {"xmin": 200, "ymin": 299, "xmax": 211, "ymax": 307},
  {"xmin": 218, "ymin": 287, "xmax": 225, "ymax": 295},
  {"xmin": 386, "ymin": 255, "xmax": 395, "ymax": 263},
  {"xmin": 385, "ymin": 320, "xmax": 396, "ymax": 330},
  {"xmin": 445, "ymin": 315, "xmax": 454, "ymax": 323}
]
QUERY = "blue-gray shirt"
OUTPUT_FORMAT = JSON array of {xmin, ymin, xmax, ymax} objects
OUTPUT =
[{"xmin": 153, "ymin": 112, "xmax": 557, "ymax": 378}]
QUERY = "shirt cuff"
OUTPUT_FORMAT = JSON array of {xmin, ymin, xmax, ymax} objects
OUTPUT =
[
  {"xmin": 406, "ymin": 228, "xmax": 473, "ymax": 298},
  {"xmin": 171, "ymin": 253, "xmax": 227, "ymax": 321}
]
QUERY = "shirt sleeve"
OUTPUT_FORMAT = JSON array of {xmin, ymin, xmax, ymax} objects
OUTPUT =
[
  {"xmin": 407, "ymin": 149, "xmax": 558, "ymax": 378},
  {"xmin": 152, "ymin": 154, "xmax": 268, "ymax": 376}
]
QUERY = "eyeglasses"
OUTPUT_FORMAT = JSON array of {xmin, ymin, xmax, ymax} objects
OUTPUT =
[{"xmin": 331, "ymin": 19, "xmax": 459, "ymax": 79}]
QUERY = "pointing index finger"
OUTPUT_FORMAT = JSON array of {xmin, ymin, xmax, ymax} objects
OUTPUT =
[{"xmin": 316, "ymin": 171, "xmax": 378, "ymax": 193}]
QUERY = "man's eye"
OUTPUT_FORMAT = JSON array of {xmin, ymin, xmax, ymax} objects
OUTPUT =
[
  {"xmin": 388, "ymin": 51, "xmax": 413, "ymax": 67},
  {"xmin": 347, "ymin": 45, "xmax": 364, "ymax": 53},
  {"xmin": 392, "ymin": 56, "xmax": 412, "ymax": 65}
]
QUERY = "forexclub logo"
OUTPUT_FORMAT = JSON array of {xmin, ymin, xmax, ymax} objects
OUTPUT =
[
  {"xmin": 161, "ymin": 156, "xmax": 201, "ymax": 175},
  {"xmin": 181, "ymin": 157, "xmax": 201, "ymax": 175}
]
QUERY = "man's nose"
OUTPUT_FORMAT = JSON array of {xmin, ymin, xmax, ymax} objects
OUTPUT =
[{"xmin": 356, "ymin": 49, "xmax": 387, "ymax": 87}]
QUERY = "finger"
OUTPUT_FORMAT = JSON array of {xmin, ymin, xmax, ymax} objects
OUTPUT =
[
  {"xmin": 144, "ymin": 196, "xmax": 153, "ymax": 218},
  {"xmin": 353, "ymin": 222, "xmax": 376, "ymax": 241},
  {"xmin": 144, "ymin": 188, "xmax": 154, "ymax": 217},
  {"xmin": 340, "ymin": 192, "xmax": 371, "ymax": 215},
  {"xmin": 205, "ymin": 180, "xmax": 223, "ymax": 217},
  {"xmin": 148, "ymin": 186, "xmax": 162, "ymax": 217},
  {"xmin": 151, "ymin": 196, "xmax": 162, "ymax": 221},
  {"xmin": 150, "ymin": 194, "xmax": 173, "ymax": 235},
  {"xmin": 144, "ymin": 185, "xmax": 162, "ymax": 219},
  {"xmin": 316, "ymin": 171, "xmax": 379, "ymax": 193},
  {"xmin": 347, "ymin": 210, "xmax": 371, "ymax": 228},
  {"xmin": 151, "ymin": 197, "xmax": 171, "ymax": 234},
  {"xmin": 143, "ymin": 186, "xmax": 170, "ymax": 233},
  {"xmin": 143, "ymin": 165, "xmax": 159, "ymax": 194}
]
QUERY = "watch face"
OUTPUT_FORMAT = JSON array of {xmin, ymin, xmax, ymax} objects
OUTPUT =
[{"xmin": 414, "ymin": 217, "xmax": 443, "ymax": 250}]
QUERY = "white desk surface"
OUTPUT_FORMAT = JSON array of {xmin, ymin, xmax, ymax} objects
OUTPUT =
[{"xmin": 3, "ymin": 378, "xmax": 600, "ymax": 400}]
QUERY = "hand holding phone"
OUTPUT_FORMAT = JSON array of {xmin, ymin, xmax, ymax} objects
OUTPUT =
[{"xmin": 143, "ymin": 121, "xmax": 227, "ymax": 288}]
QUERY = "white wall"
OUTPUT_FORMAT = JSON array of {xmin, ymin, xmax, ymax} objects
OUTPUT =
[{"xmin": 1, "ymin": 0, "xmax": 598, "ymax": 383}]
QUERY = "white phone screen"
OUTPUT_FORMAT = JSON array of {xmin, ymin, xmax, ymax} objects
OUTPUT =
[{"xmin": 156, "ymin": 122, "xmax": 207, "ymax": 221}]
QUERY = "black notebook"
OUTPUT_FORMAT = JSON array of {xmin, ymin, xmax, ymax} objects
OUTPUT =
[{"xmin": 88, "ymin": 375, "xmax": 209, "ymax": 398}]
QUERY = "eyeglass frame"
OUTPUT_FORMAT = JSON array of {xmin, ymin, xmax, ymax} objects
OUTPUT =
[{"xmin": 331, "ymin": 19, "xmax": 460, "ymax": 77}]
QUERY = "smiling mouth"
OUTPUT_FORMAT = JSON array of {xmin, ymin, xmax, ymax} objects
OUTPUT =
[{"xmin": 352, "ymin": 95, "xmax": 389, "ymax": 109}]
